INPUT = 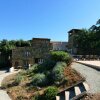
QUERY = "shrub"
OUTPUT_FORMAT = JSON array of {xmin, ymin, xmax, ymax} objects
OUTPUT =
[
  {"xmin": 30, "ymin": 93, "xmax": 44, "ymax": 100},
  {"xmin": 52, "ymin": 62, "xmax": 65, "ymax": 83},
  {"xmin": 50, "ymin": 51, "xmax": 72, "ymax": 65},
  {"xmin": 56, "ymin": 62, "xmax": 67, "ymax": 68},
  {"xmin": 14, "ymin": 73, "xmax": 25, "ymax": 84},
  {"xmin": 31, "ymin": 64, "xmax": 38, "ymax": 70},
  {"xmin": 35, "ymin": 60, "xmax": 56, "ymax": 73},
  {"xmin": 32, "ymin": 73, "xmax": 47, "ymax": 86},
  {"xmin": 31, "ymin": 93, "xmax": 39, "ymax": 100},
  {"xmin": 45, "ymin": 71, "xmax": 53, "ymax": 85},
  {"xmin": 44, "ymin": 86, "xmax": 58, "ymax": 100},
  {"xmin": 26, "ymin": 64, "xmax": 38, "ymax": 74},
  {"xmin": 19, "ymin": 70, "xmax": 27, "ymax": 75},
  {"xmin": 42, "ymin": 59, "xmax": 56, "ymax": 70}
]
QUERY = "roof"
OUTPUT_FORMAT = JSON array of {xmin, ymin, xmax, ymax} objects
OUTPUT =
[
  {"xmin": 32, "ymin": 38, "xmax": 50, "ymax": 40},
  {"xmin": 51, "ymin": 41, "xmax": 68, "ymax": 43},
  {"xmin": 68, "ymin": 29, "xmax": 81, "ymax": 33}
]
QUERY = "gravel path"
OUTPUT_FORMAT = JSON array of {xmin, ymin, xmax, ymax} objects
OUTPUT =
[
  {"xmin": 0, "ymin": 70, "xmax": 19, "ymax": 100},
  {"xmin": 0, "ymin": 72, "xmax": 11, "ymax": 100},
  {"xmin": 72, "ymin": 62, "xmax": 100, "ymax": 93}
]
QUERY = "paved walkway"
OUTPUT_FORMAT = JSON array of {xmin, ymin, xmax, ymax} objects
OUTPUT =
[
  {"xmin": 72, "ymin": 62, "xmax": 100, "ymax": 93},
  {"xmin": 0, "ymin": 70, "xmax": 18, "ymax": 100},
  {"xmin": 77, "ymin": 61, "xmax": 100, "ymax": 67},
  {"xmin": 77, "ymin": 61, "xmax": 100, "ymax": 70}
]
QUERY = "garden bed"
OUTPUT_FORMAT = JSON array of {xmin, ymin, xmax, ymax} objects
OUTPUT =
[
  {"xmin": 2, "ymin": 65, "xmax": 84, "ymax": 100},
  {"xmin": 1, "ymin": 51, "xmax": 85, "ymax": 100},
  {"xmin": 80, "ymin": 93, "xmax": 100, "ymax": 100}
]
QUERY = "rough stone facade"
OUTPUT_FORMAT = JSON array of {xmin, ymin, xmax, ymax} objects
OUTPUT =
[
  {"xmin": 12, "ymin": 38, "xmax": 51, "ymax": 68},
  {"xmin": 68, "ymin": 29, "xmax": 81, "ymax": 55},
  {"xmin": 51, "ymin": 41, "xmax": 68, "ymax": 51}
]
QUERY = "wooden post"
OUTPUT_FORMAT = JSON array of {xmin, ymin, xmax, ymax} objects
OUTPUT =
[
  {"xmin": 56, "ymin": 96, "xmax": 60, "ymax": 100},
  {"xmin": 74, "ymin": 86, "xmax": 81, "ymax": 95},
  {"xmin": 65, "ymin": 91, "xmax": 69, "ymax": 100}
]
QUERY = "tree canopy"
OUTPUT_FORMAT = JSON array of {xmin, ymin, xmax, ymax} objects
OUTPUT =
[
  {"xmin": 0, "ymin": 39, "xmax": 31, "ymax": 55},
  {"xmin": 74, "ymin": 19, "xmax": 100, "ymax": 55}
]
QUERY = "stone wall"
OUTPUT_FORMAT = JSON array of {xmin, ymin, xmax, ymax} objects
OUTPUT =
[
  {"xmin": 51, "ymin": 41, "xmax": 68, "ymax": 51},
  {"xmin": 68, "ymin": 29, "xmax": 81, "ymax": 54},
  {"xmin": 12, "ymin": 38, "xmax": 51, "ymax": 68}
]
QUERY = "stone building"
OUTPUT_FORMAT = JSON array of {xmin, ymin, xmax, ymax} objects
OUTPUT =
[
  {"xmin": 68, "ymin": 29, "xmax": 81, "ymax": 54},
  {"xmin": 51, "ymin": 41, "xmax": 68, "ymax": 51},
  {"xmin": 12, "ymin": 38, "xmax": 51, "ymax": 68}
]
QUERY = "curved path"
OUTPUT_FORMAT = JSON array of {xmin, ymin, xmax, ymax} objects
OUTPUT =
[
  {"xmin": 72, "ymin": 62, "xmax": 100, "ymax": 93},
  {"xmin": 0, "ymin": 71, "xmax": 11, "ymax": 100},
  {"xmin": 0, "ymin": 70, "xmax": 19, "ymax": 100}
]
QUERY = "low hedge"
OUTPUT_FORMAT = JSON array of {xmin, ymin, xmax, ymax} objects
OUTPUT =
[
  {"xmin": 50, "ymin": 51, "xmax": 72, "ymax": 65},
  {"xmin": 44, "ymin": 86, "xmax": 58, "ymax": 100},
  {"xmin": 31, "ymin": 73, "xmax": 47, "ymax": 86}
]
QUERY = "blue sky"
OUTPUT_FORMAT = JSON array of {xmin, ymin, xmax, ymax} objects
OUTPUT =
[{"xmin": 0, "ymin": 0, "xmax": 100, "ymax": 41}]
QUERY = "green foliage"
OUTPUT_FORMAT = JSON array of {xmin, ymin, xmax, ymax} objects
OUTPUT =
[
  {"xmin": 74, "ymin": 19, "xmax": 100, "ymax": 55},
  {"xmin": 56, "ymin": 62, "xmax": 67, "ymax": 68},
  {"xmin": 32, "ymin": 73, "xmax": 47, "ymax": 86},
  {"xmin": 19, "ymin": 70, "xmax": 28, "ymax": 75},
  {"xmin": 50, "ymin": 51, "xmax": 72, "ymax": 65},
  {"xmin": 30, "ymin": 93, "xmax": 44, "ymax": 100},
  {"xmin": 52, "ymin": 62, "xmax": 65, "ymax": 83},
  {"xmin": 26, "ymin": 64, "xmax": 38, "ymax": 76},
  {"xmin": 15, "ymin": 39, "xmax": 31, "ymax": 47},
  {"xmin": 31, "ymin": 94, "xmax": 39, "ymax": 100},
  {"xmin": 30, "ymin": 61, "xmax": 67, "ymax": 85},
  {"xmin": 0, "ymin": 39, "xmax": 31, "ymax": 55},
  {"xmin": 0, "ymin": 39, "xmax": 31, "ymax": 67},
  {"xmin": 44, "ymin": 71, "xmax": 53, "ymax": 85},
  {"xmin": 35, "ymin": 60, "xmax": 56, "ymax": 73},
  {"xmin": 74, "ymin": 29, "xmax": 94, "ymax": 54},
  {"xmin": 41, "ymin": 59, "xmax": 56, "ymax": 70},
  {"xmin": 44, "ymin": 86, "xmax": 58, "ymax": 100},
  {"xmin": 14, "ymin": 73, "xmax": 25, "ymax": 84}
]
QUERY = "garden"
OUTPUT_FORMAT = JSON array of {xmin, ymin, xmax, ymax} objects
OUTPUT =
[{"xmin": 1, "ymin": 51, "xmax": 84, "ymax": 100}]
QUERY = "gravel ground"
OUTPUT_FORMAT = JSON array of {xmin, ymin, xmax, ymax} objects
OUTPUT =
[
  {"xmin": 0, "ymin": 71, "xmax": 11, "ymax": 100},
  {"xmin": 0, "ymin": 70, "xmax": 19, "ymax": 100},
  {"xmin": 81, "ymin": 93, "xmax": 100, "ymax": 100},
  {"xmin": 71, "ymin": 62, "xmax": 100, "ymax": 93}
]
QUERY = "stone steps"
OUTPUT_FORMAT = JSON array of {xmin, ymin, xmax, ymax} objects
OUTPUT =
[{"xmin": 56, "ymin": 81, "xmax": 89, "ymax": 100}]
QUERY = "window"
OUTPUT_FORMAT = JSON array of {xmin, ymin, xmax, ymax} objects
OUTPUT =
[
  {"xmin": 25, "ymin": 51, "xmax": 30, "ymax": 57},
  {"xmin": 35, "ymin": 58, "xmax": 44, "ymax": 64},
  {"xmin": 38, "ymin": 59, "xmax": 44, "ymax": 64}
]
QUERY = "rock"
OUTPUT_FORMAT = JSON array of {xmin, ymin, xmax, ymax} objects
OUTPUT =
[{"xmin": 10, "ymin": 67, "xmax": 14, "ymax": 72}]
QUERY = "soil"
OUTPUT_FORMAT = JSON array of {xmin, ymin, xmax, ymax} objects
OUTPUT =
[
  {"xmin": 81, "ymin": 93, "xmax": 100, "ymax": 100},
  {"xmin": 2, "ymin": 65, "xmax": 84, "ymax": 100}
]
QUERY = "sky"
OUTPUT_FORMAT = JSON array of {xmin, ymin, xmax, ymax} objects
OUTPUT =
[{"xmin": 0, "ymin": 0, "xmax": 100, "ymax": 41}]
